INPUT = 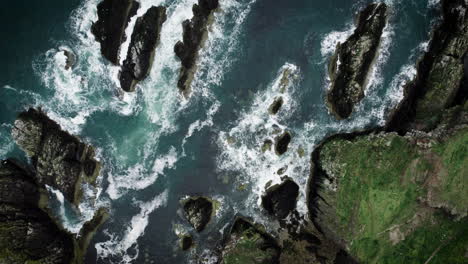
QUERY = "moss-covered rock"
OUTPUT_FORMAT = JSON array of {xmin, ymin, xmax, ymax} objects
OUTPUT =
[
  {"xmin": 327, "ymin": 3, "xmax": 388, "ymax": 119},
  {"xmin": 275, "ymin": 132, "xmax": 292, "ymax": 155}
]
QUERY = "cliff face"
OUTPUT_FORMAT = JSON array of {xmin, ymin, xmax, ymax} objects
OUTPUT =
[
  {"xmin": 91, "ymin": 0, "xmax": 140, "ymax": 65},
  {"xmin": 174, "ymin": 0, "xmax": 219, "ymax": 96},
  {"xmin": 119, "ymin": 6, "xmax": 167, "ymax": 92},
  {"xmin": 0, "ymin": 159, "xmax": 74, "ymax": 264},
  {"xmin": 327, "ymin": 3, "xmax": 388, "ymax": 119},
  {"xmin": 11, "ymin": 108, "xmax": 100, "ymax": 206}
]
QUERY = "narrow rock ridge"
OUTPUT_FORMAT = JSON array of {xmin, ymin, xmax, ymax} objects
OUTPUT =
[
  {"xmin": 326, "ymin": 2, "xmax": 388, "ymax": 119},
  {"xmin": 386, "ymin": 0, "xmax": 468, "ymax": 132},
  {"xmin": 174, "ymin": 0, "xmax": 219, "ymax": 96},
  {"xmin": 120, "ymin": 6, "xmax": 167, "ymax": 92},
  {"xmin": 91, "ymin": 0, "xmax": 140, "ymax": 65},
  {"xmin": 11, "ymin": 108, "xmax": 100, "ymax": 206}
]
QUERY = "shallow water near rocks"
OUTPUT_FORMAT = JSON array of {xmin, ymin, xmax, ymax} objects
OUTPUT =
[{"xmin": 0, "ymin": 0, "xmax": 439, "ymax": 263}]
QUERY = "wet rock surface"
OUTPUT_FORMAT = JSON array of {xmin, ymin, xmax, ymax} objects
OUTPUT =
[
  {"xmin": 120, "ymin": 6, "xmax": 167, "ymax": 92},
  {"xmin": 327, "ymin": 3, "xmax": 388, "ymax": 119},
  {"xmin": 220, "ymin": 217, "xmax": 281, "ymax": 264},
  {"xmin": 174, "ymin": 0, "xmax": 219, "ymax": 95},
  {"xmin": 275, "ymin": 131, "xmax": 291, "ymax": 155},
  {"xmin": 182, "ymin": 196, "xmax": 214, "ymax": 232},
  {"xmin": 262, "ymin": 178, "xmax": 299, "ymax": 219},
  {"xmin": 11, "ymin": 108, "xmax": 100, "ymax": 206},
  {"xmin": 0, "ymin": 159, "xmax": 74, "ymax": 264},
  {"xmin": 91, "ymin": 0, "xmax": 140, "ymax": 64},
  {"xmin": 386, "ymin": 0, "xmax": 468, "ymax": 131},
  {"xmin": 269, "ymin": 97, "xmax": 284, "ymax": 115},
  {"xmin": 180, "ymin": 235, "xmax": 193, "ymax": 251}
]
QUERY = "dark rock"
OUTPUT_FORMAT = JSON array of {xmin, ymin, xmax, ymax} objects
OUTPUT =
[
  {"xmin": 327, "ymin": 3, "xmax": 388, "ymax": 119},
  {"xmin": 174, "ymin": 0, "xmax": 219, "ymax": 95},
  {"xmin": 91, "ymin": 0, "xmax": 140, "ymax": 64},
  {"xmin": 277, "ymin": 166, "xmax": 287, "ymax": 175},
  {"xmin": 180, "ymin": 235, "xmax": 193, "ymax": 251},
  {"xmin": 182, "ymin": 196, "xmax": 214, "ymax": 232},
  {"xmin": 0, "ymin": 159, "xmax": 74, "ymax": 264},
  {"xmin": 275, "ymin": 131, "xmax": 292, "ymax": 155},
  {"xmin": 59, "ymin": 47, "xmax": 76, "ymax": 70},
  {"xmin": 269, "ymin": 97, "xmax": 284, "ymax": 115},
  {"xmin": 220, "ymin": 217, "xmax": 281, "ymax": 264},
  {"xmin": 11, "ymin": 108, "xmax": 100, "ymax": 206},
  {"xmin": 262, "ymin": 178, "xmax": 299, "ymax": 219},
  {"xmin": 120, "ymin": 6, "xmax": 167, "ymax": 92},
  {"xmin": 386, "ymin": 0, "xmax": 468, "ymax": 132}
]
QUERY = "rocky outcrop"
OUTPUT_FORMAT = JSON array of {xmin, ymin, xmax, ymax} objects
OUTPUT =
[
  {"xmin": 262, "ymin": 178, "xmax": 299, "ymax": 219},
  {"xmin": 91, "ymin": 0, "xmax": 140, "ymax": 64},
  {"xmin": 275, "ymin": 131, "xmax": 291, "ymax": 155},
  {"xmin": 386, "ymin": 0, "xmax": 468, "ymax": 132},
  {"xmin": 174, "ymin": 0, "xmax": 219, "ymax": 96},
  {"xmin": 120, "ymin": 6, "xmax": 167, "ymax": 92},
  {"xmin": 220, "ymin": 217, "xmax": 281, "ymax": 264},
  {"xmin": 179, "ymin": 235, "xmax": 193, "ymax": 251},
  {"xmin": 11, "ymin": 108, "xmax": 100, "ymax": 206},
  {"xmin": 59, "ymin": 47, "xmax": 76, "ymax": 70},
  {"xmin": 326, "ymin": 3, "xmax": 388, "ymax": 119},
  {"xmin": 269, "ymin": 97, "xmax": 284, "ymax": 115},
  {"xmin": 0, "ymin": 159, "xmax": 74, "ymax": 264},
  {"xmin": 182, "ymin": 196, "xmax": 215, "ymax": 232}
]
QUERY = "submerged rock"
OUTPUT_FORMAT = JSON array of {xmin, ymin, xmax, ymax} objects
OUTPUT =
[
  {"xmin": 220, "ymin": 217, "xmax": 281, "ymax": 264},
  {"xmin": 182, "ymin": 196, "xmax": 214, "ymax": 232},
  {"xmin": 120, "ymin": 6, "xmax": 167, "ymax": 92},
  {"xmin": 0, "ymin": 159, "xmax": 74, "ymax": 264},
  {"xmin": 269, "ymin": 97, "xmax": 284, "ymax": 115},
  {"xmin": 174, "ymin": 0, "xmax": 219, "ymax": 96},
  {"xmin": 91, "ymin": 0, "xmax": 140, "ymax": 64},
  {"xmin": 262, "ymin": 178, "xmax": 299, "ymax": 219},
  {"xmin": 11, "ymin": 108, "xmax": 100, "ymax": 206},
  {"xmin": 261, "ymin": 139, "xmax": 273, "ymax": 153},
  {"xmin": 275, "ymin": 131, "xmax": 292, "ymax": 155},
  {"xmin": 386, "ymin": 0, "xmax": 468, "ymax": 131},
  {"xmin": 326, "ymin": 3, "xmax": 388, "ymax": 119}
]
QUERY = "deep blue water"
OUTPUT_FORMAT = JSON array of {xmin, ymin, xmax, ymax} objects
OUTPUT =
[{"xmin": 0, "ymin": 0, "xmax": 438, "ymax": 263}]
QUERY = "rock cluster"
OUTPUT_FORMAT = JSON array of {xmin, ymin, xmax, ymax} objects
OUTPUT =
[
  {"xmin": 12, "ymin": 108, "xmax": 100, "ymax": 206},
  {"xmin": 91, "ymin": 0, "xmax": 140, "ymax": 64},
  {"xmin": 120, "ymin": 6, "xmax": 167, "ymax": 92},
  {"xmin": 327, "ymin": 3, "xmax": 388, "ymax": 119},
  {"xmin": 174, "ymin": 0, "xmax": 219, "ymax": 95}
]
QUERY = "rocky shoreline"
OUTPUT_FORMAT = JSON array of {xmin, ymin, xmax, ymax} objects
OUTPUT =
[
  {"xmin": 326, "ymin": 3, "xmax": 388, "ymax": 119},
  {"xmin": 174, "ymin": 0, "xmax": 219, "ymax": 96}
]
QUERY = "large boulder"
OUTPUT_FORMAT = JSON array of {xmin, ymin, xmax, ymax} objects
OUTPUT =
[
  {"xmin": 0, "ymin": 159, "xmax": 74, "ymax": 264},
  {"xmin": 91, "ymin": 0, "xmax": 140, "ymax": 64},
  {"xmin": 182, "ymin": 196, "xmax": 215, "ymax": 232},
  {"xmin": 386, "ymin": 0, "xmax": 468, "ymax": 131},
  {"xmin": 262, "ymin": 178, "xmax": 299, "ymax": 220},
  {"xmin": 220, "ymin": 217, "xmax": 281, "ymax": 264},
  {"xmin": 275, "ymin": 131, "xmax": 291, "ymax": 155},
  {"xmin": 174, "ymin": 0, "xmax": 219, "ymax": 96},
  {"xmin": 11, "ymin": 108, "xmax": 100, "ymax": 206},
  {"xmin": 326, "ymin": 3, "xmax": 388, "ymax": 119},
  {"xmin": 120, "ymin": 6, "xmax": 167, "ymax": 92}
]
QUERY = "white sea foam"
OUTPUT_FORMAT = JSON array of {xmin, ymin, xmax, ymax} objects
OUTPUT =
[
  {"xmin": 95, "ymin": 190, "xmax": 169, "ymax": 264},
  {"xmin": 320, "ymin": 24, "xmax": 355, "ymax": 57}
]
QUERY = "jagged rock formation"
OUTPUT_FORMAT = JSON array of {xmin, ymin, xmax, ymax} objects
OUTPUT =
[
  {"xmin": 0, "ymin": 159, "xmax": 74, "ymax": 264},
  {"xmin": 91, "ymin": 0, "xmax": 140, "ymax": 64},
  {"xmin": 386, "ymin": 0, "xmax": 468, "ymax": 132},
  {"xmin": 11, "ymin": 108, "xmax": 100, "ymax": 206},
  {"xmin": 120, "ymin": 6, "xmax": 167, "ymax": 92},
  {"xmin": 174, "ymin": 0, "xmax": 219, "ymax": 96},
  {"xmin": 269, "ymin": 97, "xmax": 284, "ymax": 115},
  {"xmin": 182, "ymin": 196, "xmax": 215, "ymax": 232},
  {"xmin": 275, "ymin": 131, "xmax": 291, "ymax": 155},
  {"xmin": 220, "ymin": 217, "xmax": 281, "ymax": 264},
  {"xmin": 262, "ymin": 178, "xmax": 299, "ymax": 219},
  {"xmin": 326, "ymin": 3, "xmax": 388, "ymax": 119}
]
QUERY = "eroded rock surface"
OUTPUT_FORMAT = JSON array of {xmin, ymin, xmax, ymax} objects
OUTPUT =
[
  {"xmin": 262, "ymin": 178, "xmax": 299, "ymax": 219},
  {"xmin": 120, "ymin": 6, "xmax": 167, "ymax": 92},
  {"xmin": 11, "ymin": 108, "xmax": 100, "ymax": 206},
  {"xmin": 327, "ymin": 3, "xmax": 388, "ymax": 119},
  {"xmin": 182, "ymin": 196, "xmax": 214, "ymax": 232},
  {"xmin": 91, "ymin": 0, "xmax": 140, "ymax": 64},
  {"xmin": 174, "ymin": 0, "xmax": 219, "ymax": 95}
]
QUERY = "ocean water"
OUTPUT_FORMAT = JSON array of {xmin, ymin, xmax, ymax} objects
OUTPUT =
[{"xmin": 0, "ymin": 0, "xmax": 440, "ymax": 263}]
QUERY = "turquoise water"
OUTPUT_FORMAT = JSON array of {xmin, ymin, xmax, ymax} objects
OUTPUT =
[{"xmin": 0, "ymin": 0, "xmax": 439, "ymax": 263}]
